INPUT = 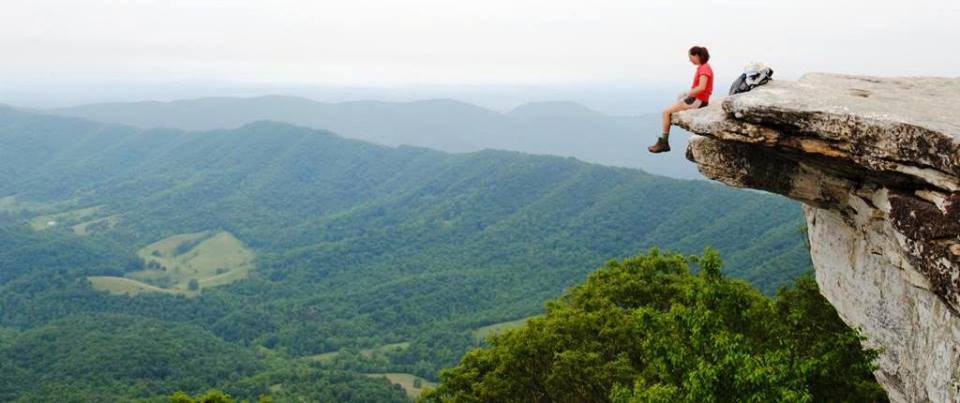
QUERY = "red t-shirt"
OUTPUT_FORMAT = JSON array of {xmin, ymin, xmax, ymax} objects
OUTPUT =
[{"xmin": 691, "ymin": 63, "xmax": 714, "ymax": 102}]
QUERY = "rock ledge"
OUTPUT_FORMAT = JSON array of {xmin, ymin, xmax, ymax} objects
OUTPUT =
[{"xmin": 674, "ymin": 73, "xmax": 960, "ymax": 403}]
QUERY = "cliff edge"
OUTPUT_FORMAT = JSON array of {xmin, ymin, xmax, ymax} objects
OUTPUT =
[{"xmin": 674, "ymin": 73, "xmax": 960, "ymax": 402}]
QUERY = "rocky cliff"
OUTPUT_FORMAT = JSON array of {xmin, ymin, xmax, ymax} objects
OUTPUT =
[{"xmin": 673, "ymin": 73, "xmax": 960, "ymax": 402}]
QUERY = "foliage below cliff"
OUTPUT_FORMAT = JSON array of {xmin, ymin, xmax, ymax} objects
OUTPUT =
[{"xmin": 423, "ymin": 249, "xmax": 887, "ymax": 403}]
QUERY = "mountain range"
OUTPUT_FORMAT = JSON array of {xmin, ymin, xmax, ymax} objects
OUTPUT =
[{"xmin": 45, "ymin": 96, "xmax": 700, "ymax": 179}]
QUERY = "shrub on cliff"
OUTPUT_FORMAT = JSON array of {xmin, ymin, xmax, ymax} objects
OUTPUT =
[{"xmin": 422, "ymin": 249, "xmax": 886, "ymax": 403}]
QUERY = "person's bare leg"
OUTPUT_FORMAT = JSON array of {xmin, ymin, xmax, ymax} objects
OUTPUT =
[
  {"xmin": 662, "ymin": 102, "xmax": 694, "ymax": 139},
  {"xmin": 650, "ymin": 102, "xmax": 695, "ymax": 153}
]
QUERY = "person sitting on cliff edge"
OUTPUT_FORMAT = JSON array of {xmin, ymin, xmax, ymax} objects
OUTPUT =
[{"xmin": 648, "ymin": 46, "xmax": 714, "ymax": 153}]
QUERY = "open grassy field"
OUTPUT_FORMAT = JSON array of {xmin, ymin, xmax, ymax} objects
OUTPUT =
[
  {"xmin": 88, "ymin": 230, "xmax": 255, "ymax": 297},
  {"xmin": 129, "ymin": 231, "xmax": 255, "ymax": 289},
  {"xmin": 138, "ymin": 231, "xmax": 210, "ymax": 259},
  {"xmin": 28, "ymin": 205, "xmax": 103, "ymax": 231},
  {"xmin": 87, "ymin": 276, "xmax": 190, "ymax": 297},
  {"xmin": 472, "ymin": 316, "xmax": 538, "ymax": 342},
  {"xmin": 365, "ymin": 373, "xmax": 437, "ymax": 399}
]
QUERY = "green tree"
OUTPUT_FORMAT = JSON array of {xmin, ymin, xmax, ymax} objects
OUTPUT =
[{"xmin": 422, "ymin": 249, "xmax": 886, "ymax": 403}]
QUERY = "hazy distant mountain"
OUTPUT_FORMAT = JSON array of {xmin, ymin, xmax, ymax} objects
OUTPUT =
[{"xmin": 47, "ymin": 96, "xmax": 701, "ymax": 179}]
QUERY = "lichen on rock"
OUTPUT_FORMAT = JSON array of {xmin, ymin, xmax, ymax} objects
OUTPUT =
[{"xmin": 673, "ymin": 73, "xmax": 960, "ymax": 402}]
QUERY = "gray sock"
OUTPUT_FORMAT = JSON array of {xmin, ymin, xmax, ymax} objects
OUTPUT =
[{"xmin": 660, "ymin": 133, "xmax": 670, "ymax": 141}]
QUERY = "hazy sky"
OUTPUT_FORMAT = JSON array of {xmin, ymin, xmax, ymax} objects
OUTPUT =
[{"xmin": 2, "ymin": 0, "xmax": 958, "ymax": 106}]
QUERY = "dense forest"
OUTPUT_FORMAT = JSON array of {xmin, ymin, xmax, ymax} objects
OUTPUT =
[{"xmin": 0, "ymin": 106, "xmax": 821, "ymax": 400}]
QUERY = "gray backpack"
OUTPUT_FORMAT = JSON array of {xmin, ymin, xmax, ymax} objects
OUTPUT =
[{"xmin": 729, "ymin": 63, "xmax": 774, "ymax": 95}]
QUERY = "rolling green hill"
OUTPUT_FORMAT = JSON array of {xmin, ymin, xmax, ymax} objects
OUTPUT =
[{"xmin": 0, "ymin": 105, "xmax": 810, "ymax": 400}]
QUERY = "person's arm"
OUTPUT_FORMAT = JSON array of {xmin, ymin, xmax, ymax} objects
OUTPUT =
[{"xmin": 687, "ymin": 75, "xmax": 709, "ymax": 97}]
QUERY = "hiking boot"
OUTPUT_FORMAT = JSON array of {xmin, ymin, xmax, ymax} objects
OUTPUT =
[{"xmin": 648, "ymin": 138, "xmax": 671, "ymax": 153}]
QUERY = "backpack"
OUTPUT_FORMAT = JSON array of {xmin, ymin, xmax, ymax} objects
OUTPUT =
[{"xmin": 729, "ymin": 62, "xmax": 774, "ymax": 95}]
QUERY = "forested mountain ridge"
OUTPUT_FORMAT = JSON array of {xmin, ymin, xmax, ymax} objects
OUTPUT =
[
  {"xmin": 0, "ymin": 105, "xmax": 809, "ymax": 400},
  {"xmin": 44, "ymin": 96, "xmax": 701, "ymax": 178}
]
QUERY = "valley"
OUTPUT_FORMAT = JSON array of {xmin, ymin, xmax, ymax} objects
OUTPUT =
[{"xmin": 0, "ymin": 106, "xmax": 811, "ymax": 401}]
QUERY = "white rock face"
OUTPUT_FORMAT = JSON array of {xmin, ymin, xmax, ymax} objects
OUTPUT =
[
  {"xmin": 806, "ymin": 200, "xmax": 960, "ymax": 402},
  {"xmin": 674, "ymin": 74, "xmax": 960, "ymax": 402}
]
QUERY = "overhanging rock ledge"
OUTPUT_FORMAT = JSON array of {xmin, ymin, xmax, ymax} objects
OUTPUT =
[{"xmin": 673, "ymin": 73, "xmax": 960, "ymax": 403}]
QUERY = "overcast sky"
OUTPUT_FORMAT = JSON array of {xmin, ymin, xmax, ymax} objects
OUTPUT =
[{"xmin": 1, "ymin": 0, "xmax": 957, "ymax": 106}]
